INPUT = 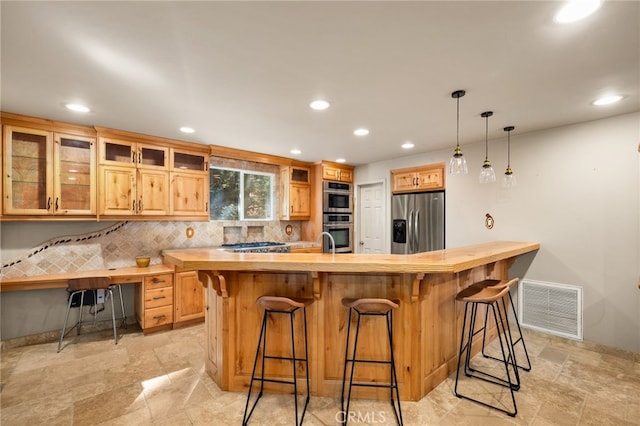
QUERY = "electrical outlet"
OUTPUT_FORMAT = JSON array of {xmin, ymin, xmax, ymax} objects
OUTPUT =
[{"xmin": 96, "ymin": 289, "xmax": 105, "ymax": 304}]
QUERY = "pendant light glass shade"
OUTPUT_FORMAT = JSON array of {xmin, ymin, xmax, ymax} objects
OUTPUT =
[
  {"xmin": 449, "ymin": 90, "xmax": 468, "ymax": 175},
  {"xmin": 502, "ymin": 126, "xmax": 517, "ymax": 188},
  {"xmin": 479, "ymin": 111, "xmax": 496, "ymax": 184}
]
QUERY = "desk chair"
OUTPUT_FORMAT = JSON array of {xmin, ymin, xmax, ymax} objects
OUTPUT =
[{"xmin": 57, "ymin": 277, "xmax": 119, "ymax": 352}]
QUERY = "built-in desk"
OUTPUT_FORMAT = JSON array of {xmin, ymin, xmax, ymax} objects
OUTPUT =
[
  {"xmin": 0, "ymin": 264, "xmax": 174, "ymax": 292},
  {"xmin": 0, "ymin": 264, "xmax": 205, "ymax": 334},
  {"xmin": 163, "ymin": 240, "xmax": 539, "ymax": 401}
]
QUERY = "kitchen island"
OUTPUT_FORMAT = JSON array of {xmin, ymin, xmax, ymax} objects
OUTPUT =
[{"xmin": 163, "ymin": 240, "xmax": 539, "ymax": 401}]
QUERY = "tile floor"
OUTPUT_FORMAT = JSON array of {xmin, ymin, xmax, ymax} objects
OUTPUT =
[{"xmin": 1, "ymin": 323, "xmax": 639, "ymax": 425}]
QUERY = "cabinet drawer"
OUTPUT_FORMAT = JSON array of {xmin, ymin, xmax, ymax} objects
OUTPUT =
[
  {"xmin": 145, "ymin": 287, "xmax": 173, "ymax": 308},
  {"xmin": 144, "ymin": 305, "xmax": 173, "ymax": 327},
  {"xmin": 144, "ymin": 273, "xmax": 173, "ymax": 290}
]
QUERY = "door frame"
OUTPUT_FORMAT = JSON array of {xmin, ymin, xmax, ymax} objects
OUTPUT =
[{"xmin": 355, "ymin": 179, "xmax": 387, "ymax": 254}]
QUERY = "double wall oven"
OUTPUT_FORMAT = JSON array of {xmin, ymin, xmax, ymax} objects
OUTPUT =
[{"xmin": 322, "ymin": 181, "xmax": 353, "ymax": 253}]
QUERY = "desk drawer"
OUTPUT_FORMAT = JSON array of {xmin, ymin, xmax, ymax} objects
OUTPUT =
[
  {"xmin": 144, "ymin": 273, "xmax": 173, "ymax": 290},
  {"xmin": 145, "ymin": 287, "xmax": 173, "ymax": 308},
  {"xmin": 144, "ymin": 305, "xmax": 173, "ymax": 327}
]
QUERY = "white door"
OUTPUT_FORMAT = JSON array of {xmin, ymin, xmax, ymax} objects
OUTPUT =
[{"xmin": 357, "ymin": 181, "xmax": 385, "ymax": 254}]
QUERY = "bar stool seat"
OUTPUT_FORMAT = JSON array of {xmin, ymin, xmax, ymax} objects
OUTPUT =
[
  {"xmin": 454, "ymin": 283, "xmax": 519, "ymax": 417},
  {"xmin": 472, "ymin": 278, "xmax": 531, "ymax": 372},
  {"xmin": 341, "ymin": 297, "xmax": 403, "ymax": 425},
  {"xmin": 243, "ymin": 295, "xmax": 314, "ymax": 426}
]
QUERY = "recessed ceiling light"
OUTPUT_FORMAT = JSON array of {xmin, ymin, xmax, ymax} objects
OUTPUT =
[
  {"xmin": 353, "ymin": 128, "xmax": 369, "ymax": 136},
  {"xmin": 336, "ymin": 158, "xmax": 346, "ymax": 163},
  {"xmin": 401, "ymin": 142, "xmax": 415, "ymax": 149},
  {"xmin": 592, "ymin": 95, "xmax": 623, "ymax": 106},
  {"xmin": 180, "ymin": 126, "xmax": 195, "ymax": 133},
  {"xmin": 65, "ymin": 103, "xmax": 90, "ymax": 113},
  {"xmin": 309, "ymin": 100, "xmax": 330, "ymax": 110},
  {"xmin": 554, "ymin": 0, "xmax": 602, "ymax": 23},
  {"xmin": 290, "ymin": 149, "xmax": 302, "ymax": 155}
]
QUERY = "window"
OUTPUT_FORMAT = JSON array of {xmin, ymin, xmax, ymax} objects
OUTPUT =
[{"xmin": 209, "ymin": 167, "xmax": 274, "ymax": 220}]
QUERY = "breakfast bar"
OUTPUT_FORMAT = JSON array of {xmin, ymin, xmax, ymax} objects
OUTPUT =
[{"xmin": 163, "ymin": 240, "xmax": 539, "ymax": 401}]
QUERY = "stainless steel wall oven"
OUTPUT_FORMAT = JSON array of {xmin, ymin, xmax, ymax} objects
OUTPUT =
[
  {"xmin": 322, "ymin": 213, "xmax": 353, "ymax": 253},
  {"xmin": 323, "ymin": 181, "xmax": 352, "ymax": 213}
]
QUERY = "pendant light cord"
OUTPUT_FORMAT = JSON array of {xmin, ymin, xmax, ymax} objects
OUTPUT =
[
  {"xmin": 484, "ymin": 114, "xmax": 489, "ymax": 161},
  {"xmin": 456, "ymin": 97, "xmax": 460, "ymax": 149}
]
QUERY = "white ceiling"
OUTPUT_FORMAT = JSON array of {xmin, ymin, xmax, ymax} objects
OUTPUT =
[{"xmin": 1, "ymin": 1, "xmax": 638, "ymax": 166}]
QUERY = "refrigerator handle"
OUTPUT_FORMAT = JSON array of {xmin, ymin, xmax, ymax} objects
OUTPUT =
[
  {"xmin": 414, "ymin": 209, "xmax": 420, "ymax": 252},
  {"xmin": 408, "ymin": 210, "xmax": 414, "ymax": 253}
]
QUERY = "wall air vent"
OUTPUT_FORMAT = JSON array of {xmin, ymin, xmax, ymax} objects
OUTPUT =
[{"xmin": 518, "ymin": 279, "xmax": 583, "ymax": 340}]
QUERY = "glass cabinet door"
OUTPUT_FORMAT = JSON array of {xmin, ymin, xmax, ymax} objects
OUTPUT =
[
  {"xmin": 3, "ymin": 126, "xmax": 53, "ymax": 214},
  {"xmin": 54, "ymin": 134, "xmax": 96, "ymax": 214},
  {"xmin": 172, "ymin": 150, "xmax": 206, "ymax": 172}
]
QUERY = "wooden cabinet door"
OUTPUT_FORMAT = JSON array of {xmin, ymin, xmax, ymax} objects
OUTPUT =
[
  {"xmin": 53, "ymin": 133, "xmax": 96, "ymax": 215},
  {"xmin": 100, "ymin": 166, "xmax": 136, "ymax": 215},
  {"xmin": 392, "ymin": 171, "xmax": 418, "ymax": 193},
  {"xmin": 171, "ymin": 149, "xmax": 207, "ymax": 172},
  {"xmin": 171, "ymin": 172, "xmax": 209, "ymax": 216},
  {"xmin": 337, "ymin": 168, "xmax": 353, "ymax": 183},
  {"xmin": 3, "ymin": 126, "xmax": 53, "ymax": 215},
  {"xmin": 137, "ymin": 143, "xmax": 168, "ymax": 170},
  {"xmin": 175, "ymin": 271, "xmax": 205, "ymax": 323},
  {"xmin": 322, "ymin": 165, "xmax": 341, "ymax": 182},
  {"xmin": 99, "ymin": 137, "xmax": 136, "ymax": 167},
  {"xmin": 416, "ymin": 168, "xmax": 443, "ymax": 191},
  {"xmin": 137, "ymin": 169, "xmax": 170, "ymax": 215},
  {"xmin": 289, "ymin": 182, "xmax": 310, "ymax": 218}
]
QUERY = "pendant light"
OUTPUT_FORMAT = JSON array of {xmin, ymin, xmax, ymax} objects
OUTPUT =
[
  {"xmin": 502, "ymin": 126, "xmax": 516, "ymax": 188},
  {"xmin": 479, "ymin": 111, "xmax": 496, "ymax": 184},
  {"xmin": 449, "ymin": 90, "xmax": 468, "ymax": 175}
]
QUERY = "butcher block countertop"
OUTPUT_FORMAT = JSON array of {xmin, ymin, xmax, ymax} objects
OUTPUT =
[{"xmin": 163, "ymin": 241, "xmax": 539, "ymax": 274}]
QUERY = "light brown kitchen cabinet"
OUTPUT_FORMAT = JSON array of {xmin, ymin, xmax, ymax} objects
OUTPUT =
[
  {"xmin": 279, "ymin": 166, "xmax": 310, "ymax": 220},
  {"xmin": 134, "ymin": 272, "xmax": 174, "ymax": 332},
  {"xmin": 322, "ymin": 163, "xmax": 353, "ymax": 183},
  {"xmin": 391, "ymin": 163, "xmax": 445, "ymax": 193},
  {"xmin": 98, "ymin": 136, "xmax": 170, "ymax": 216},
  {"xmin": 170, "ymin": 148, "xmax": 209, "ymax": 218},
  {"xmin": 174, "ymin": 271, "xmax": 205, "ymax": 324},
  {"xmin": 3, "ymin": 125, "xmax": 96, "ymax": 216}
]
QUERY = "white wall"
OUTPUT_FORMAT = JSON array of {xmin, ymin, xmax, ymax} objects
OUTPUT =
[{"xmin": 355, "ymin": 112, "xmax": 640, "ymax": 352}]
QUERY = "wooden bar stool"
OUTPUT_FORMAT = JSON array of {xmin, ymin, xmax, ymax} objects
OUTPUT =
[
  {"xmin": 454, "ymin": 284, "xmax": 519, "ymax": 417},
  {"xmin": 340, "ymin": 298, "xmax": 403, "ymax": 425},
  {"xmin": 242, "ymin": 295, "xmax": 314, "ymax": 426},
  {"xmin": 476, "ymin": 278, "xmax": 531, "ymax": 373}
]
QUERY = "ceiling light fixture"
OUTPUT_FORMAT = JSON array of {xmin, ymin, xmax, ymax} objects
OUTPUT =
[
  {"xmin": 401, "ymin": 142, "xmax": 415, "ymax": 149},
  {"xmin": 554, "ymin": 0, "xmax": 602, "ymax": 23},
  {"xmin": 592, "ymin": 95, "xmax": 623, "ymax": 106},
  {"xmin": 65, "ymin": 103, "xmax": 90, "ymax": 113},
  {"xmin": 336, "ymin": 158, "xmax": 346, "ymax": 163},
  {"xmin": 449, "ymin": 90, "xmax": 468, "ymax": 175},
  {"xmin": 180, "ymin": 126, "xmax": 195, "ymax": 134},
  {"xmin": 309, "ymin": 100, "xmax": 330, "ymax": 110},
  {"xmin": 479, "ymin": 111, "xmax": 496, "ymax": 184},
  {"xmin": 502, "ymin": 126, "xmax": 516, "ymax": 188},
  {"xmin": 290, "ymin": 149, "xmax": 301, "ymax": 155},
  {"xmin": 353, "ymin": 128, "xmax": 369, "ymax": 136}
]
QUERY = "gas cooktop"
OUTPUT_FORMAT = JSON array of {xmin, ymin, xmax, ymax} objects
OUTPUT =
[{"xmin": 220, "ymin": 242, "xmax": 290, "ymax": 253}]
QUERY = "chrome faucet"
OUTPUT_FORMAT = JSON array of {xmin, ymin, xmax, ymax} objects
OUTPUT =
[{"xmin": 316, "ymin": 231, "xmax": 335, "ymax": 255}]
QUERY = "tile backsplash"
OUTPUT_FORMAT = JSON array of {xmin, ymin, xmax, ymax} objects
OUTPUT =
[{"xmin": 1, "ymin": 220, "xmax": 301, "ymax": 279}]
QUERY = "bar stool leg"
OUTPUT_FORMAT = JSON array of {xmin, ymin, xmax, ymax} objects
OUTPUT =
[
  {"xmin": 343, "ymin": 308, "xmax": 361, "ymax": 425},
  {"xmin": 108, "ymin": 288, "xmax": 118, "ymax": 345},
  {"xmin": 340, "ymin": 307, "xmax": 353, "ymax": 421},
  {"xmin": 386, "ymin": 310, "xmax": 403, "ymax": 425},
  {"xmin": 242, "ymin": 311, "xmax": 268, "ymax": 425},
  {"xmin": 290, "ymin": 308, "xmax": 299, "ymax": 425},
  {"xmin": 58, "ymin": 290, "xmax": 77, "ymax": 353}
]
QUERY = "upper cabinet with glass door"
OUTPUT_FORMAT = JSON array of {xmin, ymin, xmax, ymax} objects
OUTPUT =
[{"xmin": 3, "ymin": 125, "xmax": 96, "ymax": 216}]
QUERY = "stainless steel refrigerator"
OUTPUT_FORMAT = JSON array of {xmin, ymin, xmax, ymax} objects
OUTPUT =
[{"xmin": 391, "ymin": 191, "xmax": 445, "ymax": 254}]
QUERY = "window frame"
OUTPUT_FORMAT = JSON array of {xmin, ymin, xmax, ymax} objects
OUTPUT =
[{"xmin": 209, "ymin": 166, "xmax": 275, "ymax": 221}]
